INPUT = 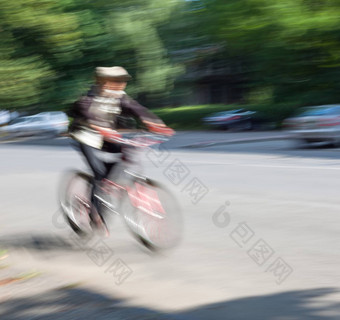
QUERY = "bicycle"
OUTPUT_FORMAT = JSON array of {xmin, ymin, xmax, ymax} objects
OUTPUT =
[{"xmin": 59, "ymin": 130, "xmax": 182, "ymax": 251}]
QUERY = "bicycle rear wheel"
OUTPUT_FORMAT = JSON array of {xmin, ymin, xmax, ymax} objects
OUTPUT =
[
  {"xmin": 59, "ymin": 170, "xmax": 93, "ymax": 236},
  {"xmin": 122, "ymin": 178, "xmax": 182, "ymax": 251}
]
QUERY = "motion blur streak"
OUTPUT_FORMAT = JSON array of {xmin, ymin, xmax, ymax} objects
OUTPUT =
[{"xmin": 1, "ymin": 0, "xmax": 340, "ymax": 318}]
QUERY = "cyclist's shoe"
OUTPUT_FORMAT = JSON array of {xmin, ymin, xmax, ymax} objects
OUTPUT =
[
  {"xmin": 89, "ymin": 205, "xmax": 109, "ymax": 237},
  {"xmin": 90, "ymin": 219, "xmax": 109, "ymax": 238}
]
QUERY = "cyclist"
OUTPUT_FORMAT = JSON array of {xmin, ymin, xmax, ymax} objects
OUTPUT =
[{"xmin": 69, "ymin": 66, "xmax": 173, "ymax": 234}]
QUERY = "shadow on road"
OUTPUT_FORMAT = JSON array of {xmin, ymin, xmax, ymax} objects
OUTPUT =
[
  {"xmin": 0, "ymin": 234, "xmax": 84, "ymax": 253},
  {"xmin": 179, "ymin": 288, "xmax": 340, "ymax": 320},
  {"xmin": 0, "ymin": 286, "xmax": 339, "ymax": 319}
]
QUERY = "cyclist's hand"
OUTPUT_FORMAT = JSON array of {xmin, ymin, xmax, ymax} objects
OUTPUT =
[
  {"xmin": 91, "ymin": 125, "xmax": 122, "ymax": 141},
  {"xmin": 144, "ymin": 121, "xmax": 175, "ymax": 136}
]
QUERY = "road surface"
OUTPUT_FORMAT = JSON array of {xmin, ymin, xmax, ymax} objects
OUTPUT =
[{"xmin": 0, "ymin": 132, "xmax": 340, "ymax": 319}]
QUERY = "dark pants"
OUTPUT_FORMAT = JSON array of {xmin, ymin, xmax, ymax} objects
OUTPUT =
[
  {"xmin": 79, "ymin": 142, "xmax": 121, "ymax": 181},
  {"xmin": 78, "ymin": 142, "xmax": 121, "ymax": 217}
]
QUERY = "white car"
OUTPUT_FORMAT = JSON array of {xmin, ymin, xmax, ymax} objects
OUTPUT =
[
  {"xmin": 0, "ymin": 111, "xmax": 69, "ymax": 137},
  {"xmin": 283, "ymin": 105, "xmax": 340, "ymax": 146},
  {"xmin": 0, "ymin": 110, "xmax": 10, "ymax": 126}
]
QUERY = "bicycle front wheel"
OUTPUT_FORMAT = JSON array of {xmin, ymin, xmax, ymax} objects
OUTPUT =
[{"xmin": 122, "ymin": 179, "xmax": 183, "ymax": 251}]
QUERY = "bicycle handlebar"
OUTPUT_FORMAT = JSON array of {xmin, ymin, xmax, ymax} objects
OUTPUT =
[{"xmin": 98, "ymin": 128, "xmax": 170, "ymax": 147}]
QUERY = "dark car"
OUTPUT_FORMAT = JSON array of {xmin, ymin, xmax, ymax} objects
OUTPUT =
[{"xmin": 202, "ymin": 108, "xmax": 258, "ymax": 130}]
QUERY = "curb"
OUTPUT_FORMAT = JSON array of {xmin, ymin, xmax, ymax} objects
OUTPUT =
[
  {"xmin": 180, "ymin": 135, "xmax": 291, "ymax": 149},
  {"xmin": 0, "ymin": 134, "xmax": 69, "ymax": 144}
]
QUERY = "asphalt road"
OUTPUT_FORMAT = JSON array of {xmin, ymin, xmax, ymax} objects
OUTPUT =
[{"xmin": 1, "ymin": 132, "xmax": 340, "ymax": 319}]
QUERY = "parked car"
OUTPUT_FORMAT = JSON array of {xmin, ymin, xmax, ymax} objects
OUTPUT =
[
  {"xmin": 0, "ymin": 110, "xmax": 10, "ymax": 126},
  {"xmin": 283, "ymin": 104, "xmax": 340, "ymax": 146},
  {"xmin": 0, "ymin": 111, "xmax": 69, "ymax": 137},
  {"xmin": 202, "ymin": 108, "xmax": 258, "ymax": 130},
  {"xmin": 36, "ymin": 111, "xmax": 69, "ymax": 135}
]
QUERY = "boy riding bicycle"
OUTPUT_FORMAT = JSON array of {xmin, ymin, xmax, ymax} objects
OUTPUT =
[{"xmin": 69, "ymin": 66, "xmax": 173, "ymax": 234}]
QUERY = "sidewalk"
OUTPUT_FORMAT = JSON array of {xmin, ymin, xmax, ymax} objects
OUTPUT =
[
  {"xmin": 173, "ymin": 130, "xmax": 292, "ymax": 149},
  {"xmin": 0, "ymin": 130, "xmax": 292, "ymax": 149},
  {"xmin": 0, "ymin": 252, "xmax": 176, "ymax": 320}
]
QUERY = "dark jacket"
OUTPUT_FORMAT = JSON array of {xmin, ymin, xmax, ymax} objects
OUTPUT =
[
  {"xmin": 71, "ymin": 87, "xmax": 163, "ymax": 130},
  {"xmin": 69, "ymin": 88, "xmax": 163, "ymax": 149}
]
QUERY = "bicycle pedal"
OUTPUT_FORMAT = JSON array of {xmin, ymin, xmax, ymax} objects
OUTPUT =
[{"xmin": 90, "ymin": 220, "xmax": 110, "ymax": 238}]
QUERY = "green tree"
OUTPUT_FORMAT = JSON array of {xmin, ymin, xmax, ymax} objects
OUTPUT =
[
  {"xmin": 204, "ymin": 0, "xmax": 340, "ymax": 106},
  {"xmin": 0, "ymin": 0, "xmax": 183, "ymax": 111}
]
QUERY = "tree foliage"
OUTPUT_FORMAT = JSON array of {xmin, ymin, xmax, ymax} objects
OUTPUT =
[
  {"xmin": 203, "ymin": 0, "xmax": 340, "ymax": 106},
  {"xmin": 0, "ymin": 0, "xmax": 183, "ymax": 111},
  {"xmin": 1, "ymin": 0, "xmax": 340, "ymax": 112}
]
